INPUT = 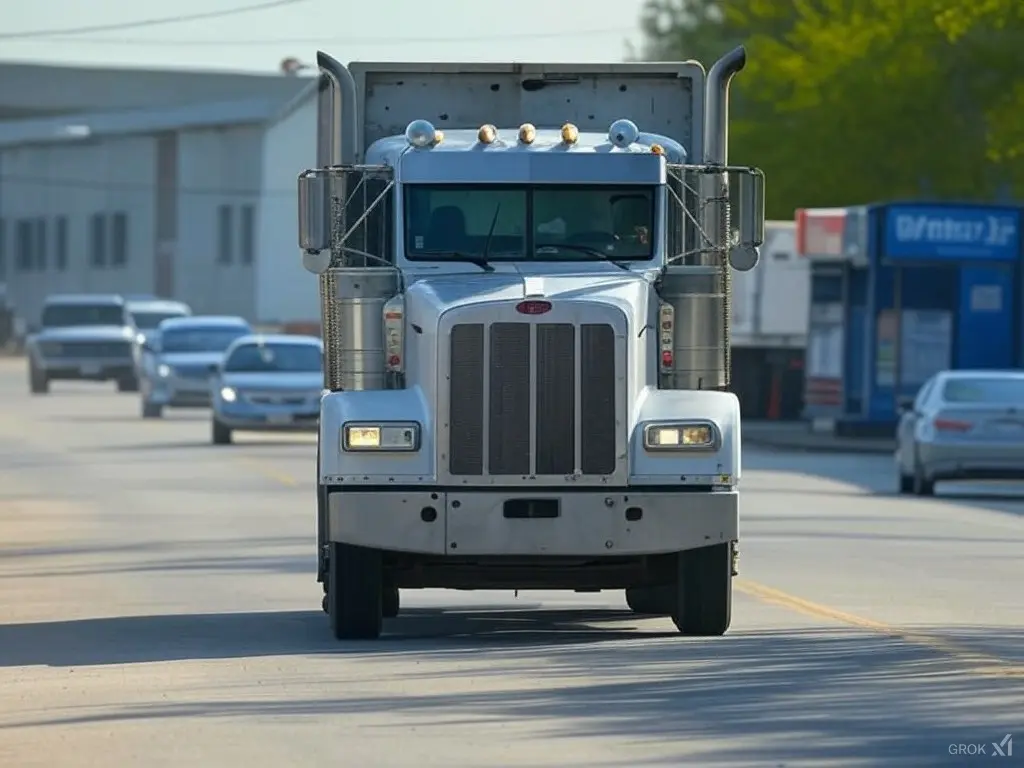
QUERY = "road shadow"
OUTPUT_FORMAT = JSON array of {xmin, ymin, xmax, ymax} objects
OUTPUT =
[
  {"xmin": 1, "ymin": 621, "xmax": 1019, "ymax": 765},
  {"xmin": 744, "ymin": 451, "xmax": 1024, "ymax": 518},
  {"xmin": 0, "ymin": 607, "xmax": 673, "ymax": 668}
]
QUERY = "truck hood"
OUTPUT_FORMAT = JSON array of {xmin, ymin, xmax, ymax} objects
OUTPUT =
[
  {"xmin": 220, "ymin": 371, "xmax": 323, "ymax": 392},
  {"xmin": 33, "ymin": 325, "xmax": 133, "ymax": 342},
  {"xmin": 405, "ymin": 267, "xmax": 657, "ymax": 326}
]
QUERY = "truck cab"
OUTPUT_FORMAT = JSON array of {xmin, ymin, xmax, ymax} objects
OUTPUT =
[{"xmin": 298, "ymin": 49, "xmax": 765, "ymax": 640}]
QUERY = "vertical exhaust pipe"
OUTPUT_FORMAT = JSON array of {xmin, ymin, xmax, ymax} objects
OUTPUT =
[
  {"xmin": 315, "ymin": 51, "xmax": 358, "ymax": 166},
  {"xmin": 701, "ymin": 45, "xmax": 746, "ymax": 389},
  {"xmin": 315, "ymin": 52, "xmax": 359, "ymax": 390},
  {"xmin": 704, "ymin": 45, "xmax": 746, "ymax": 166}
]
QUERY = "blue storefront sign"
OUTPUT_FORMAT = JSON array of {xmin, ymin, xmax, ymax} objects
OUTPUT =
[{"xmin": 883, "ymin": 204, "xmax": 1021, "ymax": 262}]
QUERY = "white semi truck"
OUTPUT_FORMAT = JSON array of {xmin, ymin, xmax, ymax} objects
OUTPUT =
[{"xmin": 298, "ymin": 47, "xmax": 765, "ymax": 640}]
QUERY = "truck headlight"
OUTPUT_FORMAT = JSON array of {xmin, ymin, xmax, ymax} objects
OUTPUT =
[
  {"xmin": 157, "ymin": 364, "xmax": 171, "ymax": 377},
  {"xmin": 643, "ymin": 421, "xmax": 719, "ymax": 451},
  {"xmin": 342, "ymin": 422, "xmax": 420, "ymax": 452}
]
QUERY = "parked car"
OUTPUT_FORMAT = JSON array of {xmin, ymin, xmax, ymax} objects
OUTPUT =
[
  {"xmin": 26, "ymin": 294, "xmax": 139, "ymax": 394},
  {"xmin": 896, "ymin": 369, "xmax": 1024, "ymax": 495},
  {"xmin": 211, "ymin": 334, "xmax": 324, "ymax": 445},
  {"xmin": 139, "ymin": 315, "xmax": 252, "ymax": 418}
]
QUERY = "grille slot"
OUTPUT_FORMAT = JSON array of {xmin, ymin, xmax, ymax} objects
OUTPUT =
[
  {"xmin": 448, "ymin": 324, "xmax": 485, "ymax": 475},
  {"xmin": 488, "ymin": 323, "xmax": 531, "ymax": 475},
  {"xmin": 580, "ymin": 324, "xmax": 617, "ymax": 474},
  {"xmin": 535, "ymin": 324, "xmax": 575, "ymax": 475},
  {"xmin": 447, "ymin": 320, "xmax": 618, "ymax": 477}
]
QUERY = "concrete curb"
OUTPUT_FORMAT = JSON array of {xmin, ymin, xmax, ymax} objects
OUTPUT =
[{"xmin": 743, "ymin": 437, "xmax": 893, "ymax": 455}]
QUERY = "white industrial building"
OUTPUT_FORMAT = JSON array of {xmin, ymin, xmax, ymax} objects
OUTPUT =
[{"xmin": 0, "ymin": 61, "xmax": 314, "ymax": 328}]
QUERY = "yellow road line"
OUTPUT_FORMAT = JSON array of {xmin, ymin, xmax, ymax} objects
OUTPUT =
[{"xmin": 736, "ymin": 579, "xmax": 1024, "ymax": 678}]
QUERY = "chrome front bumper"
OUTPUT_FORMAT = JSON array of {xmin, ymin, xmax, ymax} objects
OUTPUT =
[{"xmin": 328, "ymin": 489, "xmax": 738, "ymax": 556}]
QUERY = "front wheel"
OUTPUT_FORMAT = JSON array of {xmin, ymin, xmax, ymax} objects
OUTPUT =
[
  {"xmin": 117, "ymin": 374, "xmax": 139, "ymax": 393},
  {"xmin": 671, "ymin": 542, "xmax": 732, "ymax": 636},
  {"xmin": 327, "ymin": 542, "xmax": 383, "ymax": 640},
  {"xmin": 141, "ymin": 401, "xmax": 163, "ymax": 419},
  {"xmin": 29, "ymin": 365, "xmax": 49, "ymax": 394},
  {"xmin": 211, "ymin": 418, "xmax": 232, "ymax": 445}
]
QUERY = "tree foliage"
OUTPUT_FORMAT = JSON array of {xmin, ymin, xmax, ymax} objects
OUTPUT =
[{"xmin": 634, "ymin": 0, "xmax": 1024, "ymax": 218}]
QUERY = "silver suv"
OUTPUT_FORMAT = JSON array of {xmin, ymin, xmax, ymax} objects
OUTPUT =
[{"xmin": 26, "ymin": 294, "xmax": 139, "ymax": 394}]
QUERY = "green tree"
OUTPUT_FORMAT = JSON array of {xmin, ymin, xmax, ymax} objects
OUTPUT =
[{"xmin": 636, "ymin": 0, "xmax": 1024, "ymax": 216}]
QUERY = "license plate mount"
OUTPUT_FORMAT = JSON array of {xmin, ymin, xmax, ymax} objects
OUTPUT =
[
  {"xmin": 80, "ymin": 362, "xmax": 101, "ymax": 376},
  {"xmin": 267, "ymin": 413, "xmax": 293, "ymax": 425}
]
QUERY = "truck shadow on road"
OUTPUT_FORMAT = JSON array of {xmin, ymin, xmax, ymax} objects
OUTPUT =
[
  {"xmin": 0, "ymin": 607, "xmax": 674, "ymax": 668},
  {"xmin": 1, "ymin": 622, "xmax": 1019, "ymax": 765}
]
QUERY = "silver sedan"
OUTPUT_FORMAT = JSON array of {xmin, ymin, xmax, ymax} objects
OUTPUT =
[{"xmin": 896, "ymin": 369, "xmax": 1024, "ymax": 496}]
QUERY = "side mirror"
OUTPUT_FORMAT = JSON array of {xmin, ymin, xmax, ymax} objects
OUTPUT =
[
  {"xmin": 728, "ymin": 167, "xmax": 765, "ymax": 272},
  {"xmin": 897, "ymin": 397, "xmax": 915, "ymax": 414},
  {"xmin": 298, "ymin": 169, "xmax": 332, "ymax": 272}
]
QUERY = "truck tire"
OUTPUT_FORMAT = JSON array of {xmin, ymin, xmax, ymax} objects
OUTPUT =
[
  {"xmin": 327, "ymin": 542, "xmax": 383, "ymax": 640},
  {"xmin": 671, "ymin": 542, "xmax": 732, "ymax": 636},
  {"xmin": 912, "ymin": 461, "xmax": 935, "ymax": 496},
  {"xmin": 141, "ymin": 401, "xmax": 163, "ymax": 419},
  {"xmin": 29, "ymin": 365, "xmax": 49, "ymax": 395},
  {"xmin": 625, "ymin": 585, "xmax": 671, "ymax": 615},
  {"xmin": 117, "ymin": 374, "xmax": 140, "ymax": 393},
  {"xmin": 211, "ymin": 418, "xmax": 232, "ymax": 445},
  {"xmin": 382, "ymin": 586, "xmax": 400, "ymax": 619}
]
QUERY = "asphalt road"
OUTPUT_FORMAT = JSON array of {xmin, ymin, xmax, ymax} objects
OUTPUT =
[{"xmin": 0, "ymin": 357, "xmax": 1021, "ymax": 767}]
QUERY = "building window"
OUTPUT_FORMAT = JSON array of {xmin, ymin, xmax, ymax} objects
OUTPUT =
[
  {"xmin": 16, "ymin": 220, "xmax": 33, "ymax": 272},
  {"xmin": 240, "ymin": 204, "xmax": 255, "ymax": 265},
  {"xmin": 0, "ymin": 219, "xmax": 6, "ymax": 280},
  {"xmin": 35, "ymin": 218, "xmax": 47, "ymax": 271},
  {"xmin": 217, "ymin": 205, "xmax": 233, "ymax": 264},
  {"xmin": 111, "ymin": 212, "xmax": 128, "ymax": 267},
  {"xmin": 90, "ymin": 213, "xmax": 107, "ymax": 267},
  {"xmin": 55, "ymin": 217, "xmax": 68, "ymax": 271}
]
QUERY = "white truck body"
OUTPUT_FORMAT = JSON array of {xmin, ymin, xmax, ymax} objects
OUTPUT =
[{"xmin": 297, "ymin": 50, "xmax": 765, "ymax": 639}]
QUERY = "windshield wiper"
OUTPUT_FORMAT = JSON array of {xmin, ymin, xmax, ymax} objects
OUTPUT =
[{"xmin": 534, "ymin": 242, "xmax": 632, "ymax": 271}]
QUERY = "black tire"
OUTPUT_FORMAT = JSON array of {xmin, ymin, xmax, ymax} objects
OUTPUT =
[
  {"xmin": 117, "ymin": 375, "xmax": 140, "ymax": 393},
  {"xmin": 672, "ymin": 542, "xmax": 732, "ymax": 636},
  {"xmin": 898, "ymin": 472, "xmax": 913, "ymax": 494},
  {"xmin": 141, "ymin": 401, "xmax": 163, "ymax": 419},
  {"xmin": 625, "ymin": 585, "xmax": 671, "ymax": 615},
  {"xmin": 211, "ymin": 418, "xmax": 232, "ymax": 445},
  {"xmin": 912, "ymin": 461, "xmax": 935, "ymax": 496},
  {"xmin": 327, "ymin": 542, "xmax": 383, "ymax": 640},
  {"xmin": 382, "ymin": 586, "xmax": 400, "ymax": 619},
  {"xmin": 29, "ymin": 365, "xmax": 49, "ymax": 395}
]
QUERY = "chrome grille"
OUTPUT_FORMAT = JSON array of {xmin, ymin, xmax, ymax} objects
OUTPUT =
[
  {"xmin": 447, "ymin": 321, "xmax": 617, "ymax": 477},
  {"xmin": 47, "ymin": 340, "xmax": 132, "ymax": 358},
  {"xmin": 244, "ymin": 392, "xmax": 309, "ymax": 406}
]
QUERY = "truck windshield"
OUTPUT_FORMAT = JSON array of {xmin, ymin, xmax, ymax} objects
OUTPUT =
[
  {"xmin": 224, "ymin": 343, "xmax": 323, "ymax": 373},
  {"xmin": 162, "ymin": 328, "xmax": 249, "ymax": 353},
  {"xmin": 404, "ymin": 184, "xmax": 655, "ymax": 263},
  {"xmin": 41, "ymin": 304, "xmax": 125, "ymax": 328}
]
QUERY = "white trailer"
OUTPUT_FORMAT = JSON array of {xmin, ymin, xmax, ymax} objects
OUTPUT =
[{"xmin": 296, "ymin": 48, "xmax": 765, "ymax": 639}]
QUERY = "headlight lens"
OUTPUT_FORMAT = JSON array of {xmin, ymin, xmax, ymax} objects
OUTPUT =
[
  {"xmin": 342, "ymin": 422, "xmax": 420, "ymax": 452},
  {"xmin": 220, "ymin": 386, "xmax": 237, "ymax": 403},
  {"xmin": 643, "ymin": 422, "xmax": 718, "ymax": 450},
  {"xmin": 157, "ymin": 364, "xmax": 171, "ymax": 377}
]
